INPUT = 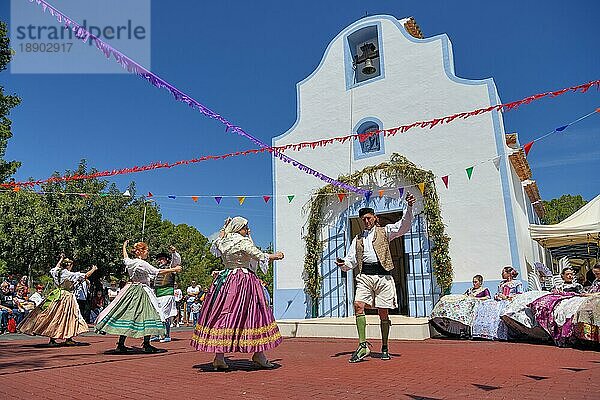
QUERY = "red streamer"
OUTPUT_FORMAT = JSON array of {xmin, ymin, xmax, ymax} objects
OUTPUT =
[{"xmin": 3, "ymin": 79, "xmax": 597, "ymax": 189}]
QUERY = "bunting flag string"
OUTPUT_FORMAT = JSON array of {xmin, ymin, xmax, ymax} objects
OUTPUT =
[
  {"xmin": 3, "ymin": 108, "xmax": 597, "ymax": 194},
  {"xmin": 24, "ymin": 0, "xmax": 367, "ymax": 196},
  {"xmin": 19, "ymin": 1, "xmax": 600, "ymax": 197}
]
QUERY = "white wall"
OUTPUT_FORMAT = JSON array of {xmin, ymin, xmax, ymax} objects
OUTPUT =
[{"xmin": 273, "ymin": 15, "xmax": 529, "ymax": 315}]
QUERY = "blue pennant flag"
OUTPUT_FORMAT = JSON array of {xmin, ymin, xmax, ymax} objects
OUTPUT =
[
  {"xmin": 168, "ymin": 195, "xmax": 176, "ymax": 199},
  {"xmin": 555, "ymin": 125, "xmax": 569, "ymax": 132}
]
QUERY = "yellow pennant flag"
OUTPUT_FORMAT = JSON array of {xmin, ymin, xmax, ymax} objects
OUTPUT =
[
  {"xmin": 418, "ymin": 182, "xmax": 425, "ymax": 194},
  {"xmin": 238, "ymin": 196, "xmax": 246, "ymax": 206}
]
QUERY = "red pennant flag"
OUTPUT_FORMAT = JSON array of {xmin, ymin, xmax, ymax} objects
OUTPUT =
[
  {"xmin": 263, "ymin": 196, "xmax": 271, "ymax": 203},
  {"xmin": 596, "ymin": 107, "xmax": 600, "ymax": 113},
  {"xmin": 523, "ymin": 141, "xmax": 534, "ymax": 156},
  {"xmin": 147, "ymin": 192, "xmax": 153, "ymax": 197},
  {"xmin": 442, "ymin": 175, "xmax": 449, "ymax": 189},
  {"xmin": 191, "ymin": 196, "xmax": 199, "ymax": 202},
  {"xmin": 337, "ymin": 193, "xmax": 346, "ymax": 202}
]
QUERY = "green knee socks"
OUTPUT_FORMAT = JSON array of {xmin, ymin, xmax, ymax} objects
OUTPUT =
[{"xmin": 356, "ymin": 314, "xmax": 366, "ymax": 343}]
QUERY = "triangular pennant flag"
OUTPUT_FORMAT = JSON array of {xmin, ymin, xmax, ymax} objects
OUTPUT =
[
  {"xmin": 168, "ymin": 195, "xmax": 176, "ymax": 199},
  {"xmin": 191, "ymin": 196, "xmax": 199, "ymax": 202},
  {"xmin": 147, "ymin": 192, "xmax": 153, "ymax": 198},
  {"xmin": 492, "ymin": 156, "xmax": 501, "ymax": 170},
  {"xmin": 287, "ymin": 195, "xmax": 295, "ymax": 203},
  {"xmin": 263, "ymin": 196, "xmax": 271, "ymax": 203},
  {"xmin": 398, "ymin": 187, "xmax": 404, "ymax": 197},
  {"xmin": 337, "ymin": 193, "xmax": 346, "ymax": 202},
  {"xmin": 466, "ymin": 166, "xmax": 474, "ymax": 180},
  {"xmin": 79, "ymin": 193, "xmax": 89, "ymax": 198},
  {"xmin": 364, "ymin": 190, "xmax": 372, "ymax": 202},
  {"xmin": 13, "ymin": 187, "xmax": 20, "ymax": 192},
  {"xmin": 238, "ymin": 196, "xmax": 246, "ymax": 206},
  {"xmin": 378, "ymin": 189, "xmax": 384, "ymax": 198},
  {"xmin": 214, "ymin": 196, "xmax": 222, "ymax": 204},
  {"xmin": 100, "ymin": 193, "xmax": 109, "ymax": 197},
  {"xmin": 555, "ymin": 125, "xmax": 569, "ymax": 132},
  {"xmin": 596, "ymin": 107, "xmax": 600, "ymax": 113},
  {"xmin": 418, "ymin": 183, "xmax": 425, "ymax": 194},
  {"xmin": 441, "ymin": 176, "xmax": 449, "ymax": 189},
  {"xmin": 123, "ymin": 189, "xmax": 131, "ymax": 197},
  {"xmin": 523, "ymin": 141, "xmax": 534, "ymax": 156}
]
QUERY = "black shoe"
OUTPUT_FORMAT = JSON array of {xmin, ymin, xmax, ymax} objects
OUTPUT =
[
  {"xmin": 380, "ymin": 347, "xmax": 391, "ymax": 360},
  {"xmin": 349, "ymin": 342, "xmax": 371, "ymax": 363},
  {"xmin": 115, "ymin": 344, "xmax": 130, "ymax": 354},
  {"xmin": 48, "ymin": 339, "xmax": 60, "ymax": 347},
  {"xmin": 143, "ymin": 344, "xmax": 161, "ymax": 353}
]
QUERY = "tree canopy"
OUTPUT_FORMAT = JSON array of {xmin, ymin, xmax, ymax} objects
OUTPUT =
[{"xmin": 542, "ymin": 194, "xmax": 588, "ymax": 225}]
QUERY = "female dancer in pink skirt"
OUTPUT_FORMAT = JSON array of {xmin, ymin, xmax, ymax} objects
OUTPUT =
[{"xmin": 190, "ymin": 217, "xmax": 284, "ymax": 370}]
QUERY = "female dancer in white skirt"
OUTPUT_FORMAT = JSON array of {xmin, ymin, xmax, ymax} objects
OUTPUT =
[
  {"xmin": 18, "ymin": 254, "xmax": 98, "ymax": 346},
  {"xmin": 95, "ymin": 240, "xmax": 181, "ymax": 353}
]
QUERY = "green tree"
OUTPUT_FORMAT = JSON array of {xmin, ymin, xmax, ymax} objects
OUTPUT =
[
  {"xmin": 542, "ymin": 194, "xmax": 588, "ymax": 225},
  {"xmin": 0, "ymin": 21, "xmax": 21, "ymax": 183}
]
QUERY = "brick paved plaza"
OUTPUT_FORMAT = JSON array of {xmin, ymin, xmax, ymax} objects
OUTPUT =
[{"xmin": 0, "ymin": 330, "xmax": 598, "ymax": 400}]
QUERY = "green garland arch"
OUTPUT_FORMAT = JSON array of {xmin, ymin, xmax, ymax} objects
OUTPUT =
[{"xmin": 303, "ymin": 153, "xmax": 453, "ymax": 315}]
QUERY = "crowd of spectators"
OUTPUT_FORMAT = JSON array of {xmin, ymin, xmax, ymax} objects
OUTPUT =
[{"xmin": 1, "ymin": 275, "xmax": 36, "ymax": 334}]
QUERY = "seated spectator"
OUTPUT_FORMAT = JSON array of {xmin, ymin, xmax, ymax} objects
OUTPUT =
[
  {"xmin": 15, "ymin": 275, "xmax": 29, "ymax": 297},
  {"xmin": 89, "ymin": 290, "xmax": 106, "ymax": 323},
  {"xmin": 1, "ymin": 281, "xmax": 21, "ymax": 333},
  {"xmin": 107, "ymin": 281, "xmax": 119, "ymax": 302},
  {"xmin": 495, "ymin": 266, "xmax": 523, "ymax": 300},
  {"xmin": 28, "ymin": 285, "xmax": 45, "ymax": 306},
  {"xmin": 14, "ymin": 287, "xmax": 35, "ymax": 317},
  {"xmin": 553, "ymin": 267, "xmax": 584, "ymax": 294},
  {"xmin": 585, "ymin": 264, "xmax": 600, "ymax": 294},
  {"xmin": 464, "ymin": 275, "xmax": 491, "ymax": 299}
]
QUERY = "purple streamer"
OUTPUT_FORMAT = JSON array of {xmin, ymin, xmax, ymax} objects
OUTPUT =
[{"xmin": 28, "ymin": 0, "xmax": 367, "ymax": 196}]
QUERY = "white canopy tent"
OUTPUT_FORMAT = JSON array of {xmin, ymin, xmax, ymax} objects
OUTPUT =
[{"xmin": 530, "ymin": 194, "xmax": 600, "ymax": 248}]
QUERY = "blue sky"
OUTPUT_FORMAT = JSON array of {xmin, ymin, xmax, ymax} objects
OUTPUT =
[{"xmin": 1, "ymin": 0, "xmax": 598, "ymax": 247}]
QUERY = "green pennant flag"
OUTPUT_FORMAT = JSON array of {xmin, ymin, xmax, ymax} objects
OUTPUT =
[
  {"xmin": 287, "ymin": 195, "xmax": 295, "ymax": 203},
  {"xmin": 466, "ymin": 166, "xmax": 474, "ymax": 180}
]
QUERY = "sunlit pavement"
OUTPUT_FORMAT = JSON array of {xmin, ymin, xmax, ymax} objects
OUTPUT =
[{"xmin": 0, "ymin": 329, "xmax": 598, "ymax": 399}]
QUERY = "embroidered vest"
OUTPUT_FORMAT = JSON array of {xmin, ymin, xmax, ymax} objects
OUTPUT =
[{"xmin": 355, "ymin": 226, "xmax": 395, "ymax": 274}]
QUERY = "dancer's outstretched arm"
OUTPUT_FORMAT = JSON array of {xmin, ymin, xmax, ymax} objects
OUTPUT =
[{"xmin": 122, "ymin": 240, "xmax": 130, "ymax": 259}]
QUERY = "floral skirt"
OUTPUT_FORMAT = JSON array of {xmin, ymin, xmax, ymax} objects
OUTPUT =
[
  {"xmin": 471, "ymin": 299, "xmax": 510, "ymax": 340},
  {"xmin": 18, "ymin": 289, "xmax": 88, "ymax": 339},
  {"xmin": 500, "ymin": 291, "xmax": 550, "ymax": 341},
  {"xmin": 190, "ymin": 268, "xmax": 282, "ymax": 353},
  {"xmin": 95, "ymin": 283, "xmax": 165, "ymax": 338},
  {"xmin": 429, "ymin": 294, "xmax": 479, "ymax": 337},
  {"xmin": 574, "ymin": 295, "xmax": 600, "ymax": 343}
]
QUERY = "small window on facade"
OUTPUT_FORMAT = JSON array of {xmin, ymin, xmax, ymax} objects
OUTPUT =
[{"xmin": 359, "ymin": 122, "xmax": 380, "ymax": 153}]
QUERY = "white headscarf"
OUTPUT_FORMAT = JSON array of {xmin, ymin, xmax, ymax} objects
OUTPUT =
[{"xmin": 223, "ymin": 216, "xmax": 248, "ymax": 236}]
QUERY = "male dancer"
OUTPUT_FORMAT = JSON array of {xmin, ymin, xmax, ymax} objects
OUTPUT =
[
  {"xmin": 153, "ymin": 246, "xmax": 181, "ymax": 342},
  {"xmin": 336, "ymin": 192, "xmax": 415, "ymax": 362}
]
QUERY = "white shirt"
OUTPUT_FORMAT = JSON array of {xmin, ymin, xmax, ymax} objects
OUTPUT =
[
  {"xmin": 124, "ymin": 258, "xmax": 160, "ymax": 286},
  {"xmin": 29, "ymin": 292, "xmax": 44, "ymax": 306},
  {"xmin": 342, "ymin": 207, "xmax": 413, "ymax": 271},
  {"xmin": 174, "ymin": 288, "xmax": 183, "ymax": 301},
  {"xmin": 187, "ymin": 285, "xmax": 200, "ymax": 302}
]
